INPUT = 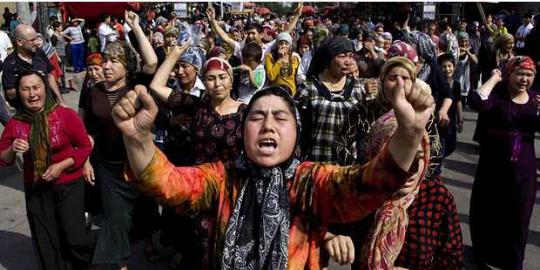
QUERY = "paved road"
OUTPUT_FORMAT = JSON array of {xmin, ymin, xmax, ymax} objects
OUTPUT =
[{"xmin": 0, "ymin": 74, "xmax": 539, "ymax": 269}]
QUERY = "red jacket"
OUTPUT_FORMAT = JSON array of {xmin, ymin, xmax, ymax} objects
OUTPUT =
[{"xmin": 0, "ymin": 106, "xmax": 91, "ymax": 185}]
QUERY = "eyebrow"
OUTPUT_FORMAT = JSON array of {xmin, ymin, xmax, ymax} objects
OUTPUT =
[{"xmin": 249, "ymin": 109, "xmax": 291, "ymax": 116}]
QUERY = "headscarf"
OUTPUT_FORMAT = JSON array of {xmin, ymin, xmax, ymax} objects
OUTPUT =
[
  {"xmin": 403, "ymin": 30, "xmax": 437, "ymax": 62},
  {"xmin": 307, "ymin": 36, "xmax": 353, "ymax": 78},
  {"xmin": 152, "ymin": 31, "xmax": 164, "ymax": 45},
  {"xmin": 103, "ymin": 41, "xmax": 138, "ymax": 83},
  {"xmin": 382, "ymin": 32, "xmax": 393, "ymax": 41},
  {"xmin": 36, "ymin": 33, "xmax": 55, "ymax": 59},
  {"xmin": 164, "ymin": 26, "xmax": 179, "ymax": 38},
  {"xmin": 202, "ymin": 57, "xmax": 233, "ymax": 80},
  {"xmin": 206, "ymin": 46, "xmax": 226, "ymax": 59},
  {"xmin": 457, "ymin": 32, "xmax": 469, "ymax": 42},
  {"xmin": 12, "ymin": 70, "xmax": 58, "ymax": 185},
  {"xmin": 223, "ymin": 86, "xmax": 301, "ymax": 270},
  {"xmin": 504, "ymin": 55, "xmax": 536, "ymax": 79},
  {"xmin": 361, "ymin": 109, "xmax": 429, "ymax": 270},
  {"xmin": 297, "ymin": 35, "xmax": 312, "ymax": 48},
  {"xmin": 86, "ymin": 53, "xmax": 103, "ymax": 67},
  {"xmin": 275, "ymin": 32, "xmax": 292, "ymax": 46},
  {"xmin": 179, "ymin": 47, "xmax": 203, "ymax": 72},
  {"xmin": 387, "ymin": 41, "xmax": 419, "ymax": 63}
]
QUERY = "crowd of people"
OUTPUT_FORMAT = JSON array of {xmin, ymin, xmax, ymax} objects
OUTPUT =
[{"xmin": 0, "ymin": 2, "xmax": 539, "ymax": 270}]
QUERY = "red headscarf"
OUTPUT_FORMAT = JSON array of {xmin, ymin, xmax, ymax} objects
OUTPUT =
[
  {"xmin": 504, "ymin": 56, "xmax": 536, "ymax": 79},
  {"xmin": 86, "ymin": 53, "xmax": 103, "ymax": 66}
]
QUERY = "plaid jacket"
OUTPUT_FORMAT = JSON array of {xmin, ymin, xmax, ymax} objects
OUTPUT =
[{"xmin": 296, "ymin": 75, "xmax": 367, "ymax": 163}]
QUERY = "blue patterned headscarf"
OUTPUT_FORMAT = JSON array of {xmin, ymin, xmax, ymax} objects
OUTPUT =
[{"xmin": 179, "ymin": 47, "xmax": 203, "ymax": 72}]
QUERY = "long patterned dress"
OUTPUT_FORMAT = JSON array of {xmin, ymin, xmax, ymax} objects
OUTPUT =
[{"xmin": 468, "ymin": 84, "xmax": 539, "ymax": 270}]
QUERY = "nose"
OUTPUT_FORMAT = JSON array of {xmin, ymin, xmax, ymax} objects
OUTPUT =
[{"xmin": 262, "ymin": 116, "xmax": 276, "ymax": 133}]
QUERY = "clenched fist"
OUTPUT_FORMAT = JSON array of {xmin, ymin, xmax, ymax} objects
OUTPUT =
[{"xmin": 112, "ymin": 85, "xmax": 158, "ymax": 143}]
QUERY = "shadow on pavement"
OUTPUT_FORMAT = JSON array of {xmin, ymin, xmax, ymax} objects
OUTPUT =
[
  {"xmin": 444, "ymin": 177, "xmax": 474, "ymax": 190},
  {"xmin": 443, "ymin": 159, "xmax": 477, "ymax": 178},
  {"xmin": 0, "ymin": 230, "xmax": 37, "ymax": 269},
  {"xmin": 456, "ymin": 141, "xmax": 480, "ymax": 156}
]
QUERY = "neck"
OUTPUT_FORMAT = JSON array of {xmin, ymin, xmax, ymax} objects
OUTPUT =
[
  {"xmin": 509, "ymin": 89, "xmax": 529, "ymax": 103},
  {"xmin": 446, "ymin": 77, "xmax": 453, "ymax": 84},
  {"xmin": 320, "ymin": 69, "xmax": 345, "ymax": 84},
  {"xmin": 181, "ymin": 80, "xmax": 196, "ymax": 92},
  {"xmin": 106, "ymin": 79, "xmax": 126, "ymax": 92},
  {"xmin": 17, "ymin": 49, "xmax": 32, "ymax": 60},
  {"xmin": 210, "ymin": 96, "xmax": 232, "ymax": 111}
]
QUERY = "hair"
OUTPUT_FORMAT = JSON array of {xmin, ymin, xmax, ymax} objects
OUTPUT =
[
  {"xmin": 437, "ymin": 53, "xmax": 455, "ymax": 66},
  {"xmin": 494, "ymin": 33, "xmax": 514, "ymax": 51},
  {"xmin": 245, "ymin": 22, "xmax": 263, "ymax": 34},
  {"xmin": 52, "ymin": 21, "xmax": 62, "ymax": 30},
  {"xmin": 14, "ymin": 70, "xmax": 56, "ymax": 110},
  {"xmin": 100, "ymin": 13, "xmax": 111, "ymax": 23},
  {"xmin": 242, "ymin": 42, "xmax": 262, "ymax": 63}
]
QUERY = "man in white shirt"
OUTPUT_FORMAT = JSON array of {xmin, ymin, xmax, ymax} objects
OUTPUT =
[
  {"xmin": 515, "ymin": 13, "xmax": 533, "ymax": 55},
  {"xmin": 98, "ymin": 14, "xmax": 118, "ymax": 52},
  {"xmin": 0, "ymin": 29, "xmax": 13, "ymax": 61}
]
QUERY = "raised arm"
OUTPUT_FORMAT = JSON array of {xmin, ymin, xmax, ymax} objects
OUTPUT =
[
  {"xmin": 125, "ymin": 11, "xmax": 158, "ymax": 74},
  {"xmin": 112, "ymin": 85, "xmax": 222, "ymax": 211},
  {"xmin": 206, "ymin": 6, "xmax": 236, "ymax": 49},
  {"xmin": 149, "ymin": 42, "xmax": 190, "ymax": 102},
  {"xmin": 285, "ymin": 2, "xmax": 303, "ymax": 34}
]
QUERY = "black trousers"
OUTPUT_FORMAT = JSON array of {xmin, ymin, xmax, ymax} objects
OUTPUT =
[{"xmin": 25, "ymin": 178, "xmax": 95, "ymax": 270}]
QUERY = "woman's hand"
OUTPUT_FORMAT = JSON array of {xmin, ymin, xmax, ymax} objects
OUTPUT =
[
  {"xmin": 206, "ymin": 6, "xmax": 216, "ymax": 22},
  {"xmin": 112, "ymin": 85, "xmax": 158, "ymax": 144},
  {"xmin": 437, "ymin": 109, "xmax": 450, "ymax": 128},
  {"xmin": 124, "ymin": 10, "xmax": 140, "ymax": 28},
  {"xmin": 42, "ymin": 163, "xmax": 64, "ymax": 182},
  {"xmin": 391, "ymin": 75, "xmax": 435, "ymax": 135},
  {"xmin": 11, "ymin": 139, "xmax": 29, "ymax": 154},
  {"xmin": 490, "ymin": 69, "xmax": 503, "ymax": 82},
  {"xmin": 324, "ymin": 233, "xmax": 355, "ymax": 265},
  {"xmin": 83, "ymin": 159, "xmax": 95, "ymax": 186}
]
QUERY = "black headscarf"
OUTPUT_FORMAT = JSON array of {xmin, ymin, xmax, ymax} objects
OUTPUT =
[
  {"xmin": 307, "ymin": 36, "xmax": 354, "ymax": 78},
  {"xmin": 222, "ymin": 86, "xmax": 301, "ymax": 270}
]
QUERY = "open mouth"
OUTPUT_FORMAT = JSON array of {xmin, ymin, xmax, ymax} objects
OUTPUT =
[{"xmin": 258, "ymin": 139, "xmax": 277, "ymax": 153}]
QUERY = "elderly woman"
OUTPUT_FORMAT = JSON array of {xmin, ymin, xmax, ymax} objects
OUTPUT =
[
  {"xmin": 111, "ymin": 73, "xmax": 434, "ymax": 269},
  {"xmin": 297, "ymin": 36, "xmax": 372, "ymax": 162},
  {"xmin": 0, "ymin": 70, "xmax": 94, "ymax": 270},
  {"xmin": 265, "ymin": 32, "xmax": 301, "ymax": 96},
  {"xmin": 468, "ymin": 56, "xmax": 539, "ymax": 270},
  {"xmin": 82, "ymin": 11, "xmax": 157, "ymax": 270}
]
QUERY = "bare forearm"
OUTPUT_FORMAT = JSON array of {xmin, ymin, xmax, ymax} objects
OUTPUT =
[
  {"xmin": 132, "ymin": 24, "xmax": 157, "ymax": 74},
  {"xmin": 209, "ymin": 19, "xmax": 235, "ymax": 48},
  {"xmin": 439, "ymin": 98, "xmax": 452, "ymax": 114},
  {"xmin": 57, "ymin": 157, "xmax": 75, "ymax": 171},
  {"xmin": 388, "ymin": 128, "xmax": 423, "ymax": 171},
  {"xmin": 123, "ymin": 133, "xmax": 156, "ymax": 176},
  {"xmin": 150, "ymin": 49, "xmax": 182, "ymax": 102},
  {"xmin": 468, "ymin": 52, "xmax": 478, "ymax": 64},
  {"xmin": 48, "ymin": 75, "xmax": 65, "ymax": 104},
  {"xmin": 477, "ymin": 76, "xmax": 500, "ymax": 97}
]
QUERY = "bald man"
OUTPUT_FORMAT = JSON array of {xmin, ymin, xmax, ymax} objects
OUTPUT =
[{"xmin": 2, "ymin": 24, "xmax": 65, "ymax": 106}]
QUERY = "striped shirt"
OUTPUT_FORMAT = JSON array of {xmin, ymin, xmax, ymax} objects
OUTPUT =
[{"xmin": 63, "ymin": 26, "xmax": 85, "ymax": 44}]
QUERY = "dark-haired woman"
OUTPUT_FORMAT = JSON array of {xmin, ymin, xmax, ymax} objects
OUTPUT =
[
  {"xmin": 110, "ymin": 78, "xmax": 434, "ymax": 269},
  {"xmin": 0, "ymin": 71, "xmax": 94, "ymax": 270},
  {"xmin": 82, "ymin": 11, "xmax": 157, "ymax": 270}
]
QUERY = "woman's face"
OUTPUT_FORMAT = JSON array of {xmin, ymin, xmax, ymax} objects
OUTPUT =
[
  {"xmin": 329, "ymin": 52, "xmax": 354, "ymax": 77},
  {"xmin": 243, "ymin": 95, "xmax": 297, "ymax": 168},
  {"xmin": 165, "ymin": 35, "xmax": 176, "ymax": 47},
  {"xmin": 204, "ymin": 69, "xmax": 232, "ymax": 101},
  {"xmin": 508, "ymin": 68, "xmax": 535, "ymax": 93},
  {"xmin": 87, "ymin": 64, "xmax": 105, "ymax": 82},
  {"xmin": 503, "ymin": 38, "xmax": 515, "ymax": 52},
  {"xmin": 277, "ymin": 40, "xmax": 291, "ymax": 53},
  {"xmin": 297, "ymin": 44, "xmax": 310, "ymax": 56},
  {"xmin": 102, "ymin": 57, "xmax": 127, "ymax": 85},
  {"xmin": 19, "ymin": 74, "xmax": 46, "ymax": 112},
  {"xmin": 383, "ymin": 39, "xmax": 392, "ymax": 50},
  {"xmin": 35, "ymin": 36, "xmax": 44, "ymax": 49},
  {"xmin": 383, "ymin": 66, "xmax": 413, "ymax": 102},
  {"xmin": 440, "ymin": 60, "xmax": 455, "ymax": 79},
  {"xmin": 376, "ymin": 27, "xmax": 384, "ymax": 36},
  {"xmin": 175, "ymin": 62, "xmax": 197, "ymax": 87}
]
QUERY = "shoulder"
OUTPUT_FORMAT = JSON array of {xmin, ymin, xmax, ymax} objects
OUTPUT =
[{"xmin": 55, "ymin": 105, "xmax": 80, "ymax": 118}]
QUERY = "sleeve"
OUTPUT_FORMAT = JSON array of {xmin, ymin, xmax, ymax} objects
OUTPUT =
[
  {"xmin": 334, "ymin": 104, "xmax": 361, "ymax": 166},
  {"xmin": 430, "ymin": 189, "xmax": 464, "ymax": 270},
  {"xmin": 295, "ymin": 83, "xmax": 312, "ymax": 158},
  {"xmin": 0, "ymin": 119, "xmax": 17, "ymax": 166},
  {"xmin": 2, "ymin": 60, "xmax": 14, "ymax": 90},
  {"xmin": 296, "ymin": 55, "xmax": 308, "ymax": 84},
  {"xmin": 294, "ymin": 138, "xmax": 428, "ymax": 225},
  {"xmin": 167, "ymin": 89, "xmax": 200, "ymax": 111},
  {"xmin": 61, "ymin": 108, "xmax": 92, "ymax": 170},
  {"xmin": 254, "ymin": 66, "xmax": 266, "ymax": 90},
  {"xmin": 264, "ymin": 53, "xmax": 282, "ymax": 81},
  {"xmin": 125, "ymin": 148, "xmax": 225, "ymax": 213},
  {"xmin": 232, "ymin": 41, "xmax": 242, "ymax": 60},
  {"xmin": 467, "ymin": 84, "xmax": 499, "ymax": 112},
  {"xmin": 78, "ymin": 80, "xmax": 89, "ymax": 110}
]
